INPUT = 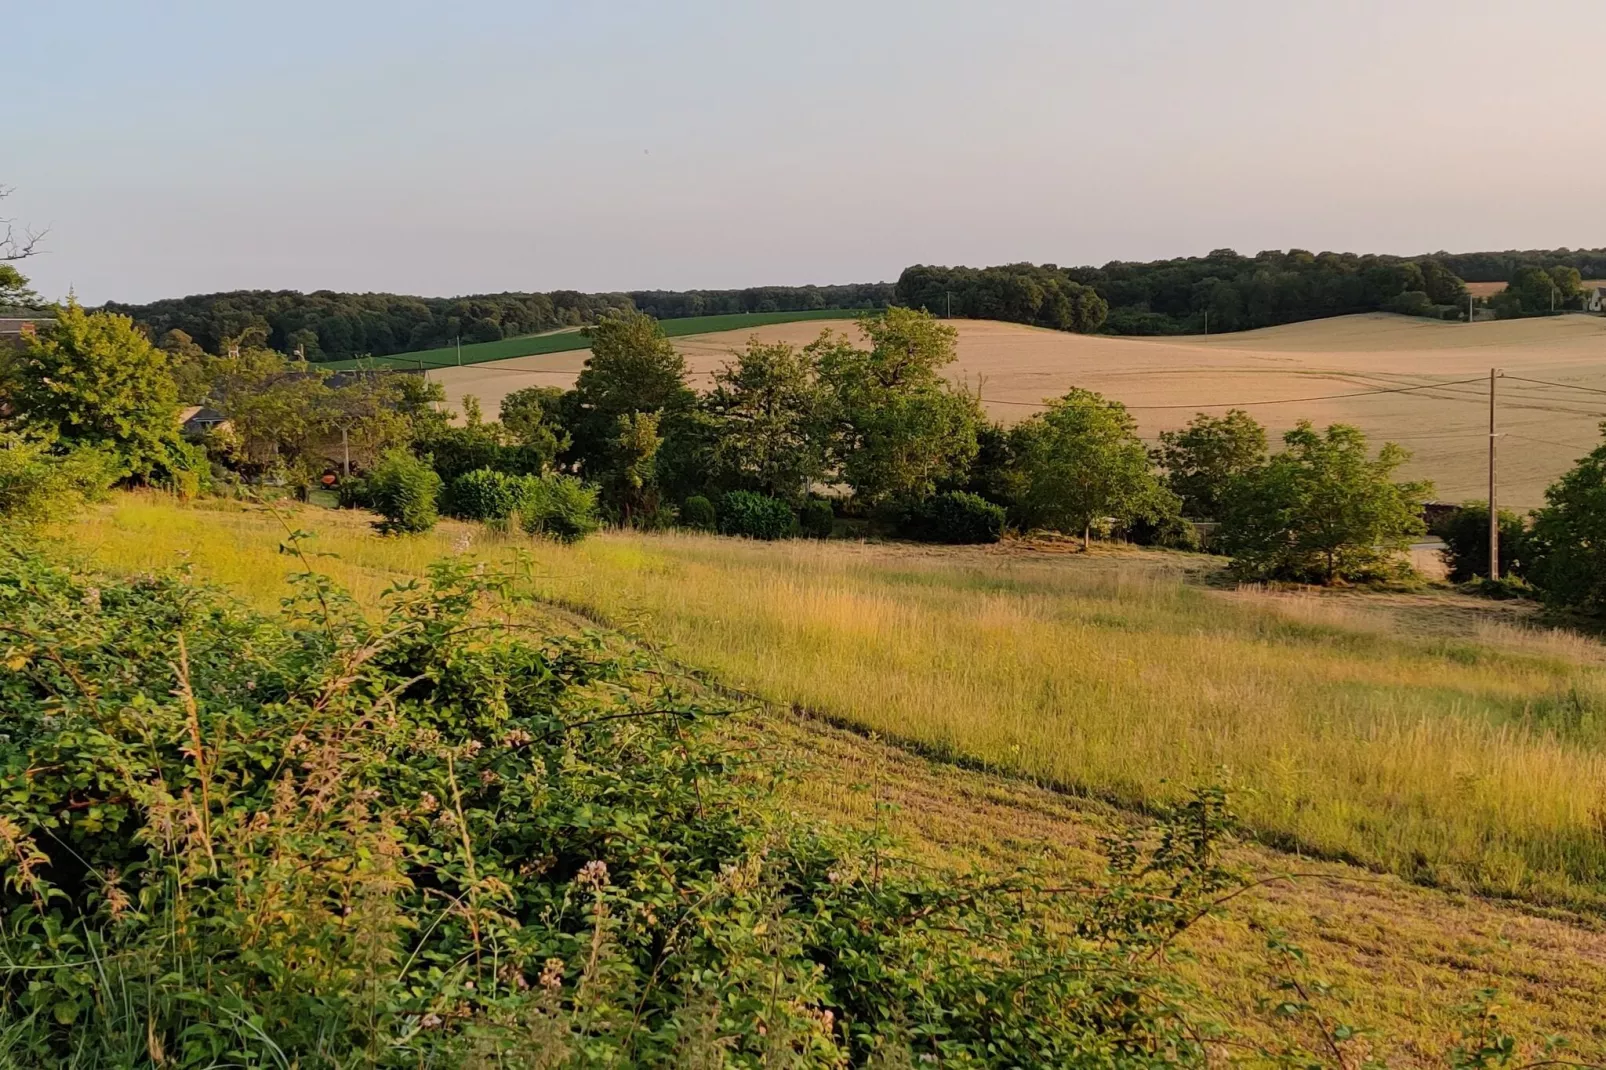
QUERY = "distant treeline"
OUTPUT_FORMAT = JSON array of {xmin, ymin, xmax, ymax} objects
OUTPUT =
[
  {"xmin": 1431, "ymin": 248, "xmax": 1606, "ymax": 283},
  {"xmin": 106, "ymin": 284, "xmax": 894, "ymax": 362},
  {"xmin": 106, "ymin": 245, "xmax": 1605, "ymax": 359},
  {"xmin": 899, "ymin": 249, "xmax": 1473, "ymax": 336}
]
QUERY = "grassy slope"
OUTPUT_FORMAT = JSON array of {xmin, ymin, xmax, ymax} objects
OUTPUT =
[
  {"xmin": 65, "ymin": 494, "xmax": 1606, "ymax": 1059},
  {"xmin": 319, "ymin": 309, "xmax": 863, "ymax": 371}
]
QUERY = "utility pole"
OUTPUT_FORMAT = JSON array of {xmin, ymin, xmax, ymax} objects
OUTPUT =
[
  {"xmin": 456, "ymin": 335, "xmax": 462, "ymax": 366},
  {"xmin": 1488, "ymin": 368, "xmax": 1500, "ymax": 581},
  {"xmin": 340, "ymin": 424, "xmax": 351, "ymax": 478},
  {"xmin": 946, "ymin": 291, "xmax": 952, "ymax": 318},
  {"xmin": 1468, "ymin": 294, "xmax": 1474, "ymax": 323},
  {"xmin": 1203, "ymin": 310, "xmax": 1209, "ymax": 335}
]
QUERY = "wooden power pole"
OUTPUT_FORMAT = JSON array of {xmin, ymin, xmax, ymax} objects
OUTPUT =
[{"xmin": 1488, "ymin": 368, "xmax": 1500, "ymax": 581}]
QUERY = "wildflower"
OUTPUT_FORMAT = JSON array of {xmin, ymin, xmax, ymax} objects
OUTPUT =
[
  {"xmin": 418, "ymin": 791, "xmax": 439, "ymax": 813},
  {"xmin": 575, "ymin": 859, "xmax": 609, "ymax": 890},
  {"xmin": 421, "ymin": 1013, "xmax": 443, "ymax": 1029},
  {"xmin": 539, "ymin": 957, "xmax": 565, "ymax": 990}
]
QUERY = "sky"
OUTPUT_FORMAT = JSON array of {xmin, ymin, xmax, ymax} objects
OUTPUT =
[{"xmin": 11, "ymin": 0, "xmax": 1605, "ymax": 304}]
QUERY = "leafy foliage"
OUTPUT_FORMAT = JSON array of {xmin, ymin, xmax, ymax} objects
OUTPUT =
[
  {"xmin": 1526, "ymin": 431, "xmax": 1606, "ymax": 616},
  {"xmin": 0, "ymin": 434, "xmax": 119, "ymax": 525},
  {"xmin": 701, "ymin": 339, "xmax": 829, "ymax": 502},
  {"xmin": 717, "ymin": 491, "xmax": 795, "ymax": 540},
  {"xmin": 1431, "ymin": 503, "xmax": 1529, "ymax": 583},
  {"xmin": 899, "ymin": 491, "xmax": 1005, "ymax": 544},
  {"xmin": 1011, "ymin": 389, "xmax": 1174, "ymax": 543},
  {"xmin": 815, "ymin": 309, "xmax": 981, "ymax": 510},
  {"xmin": 444, "ymin": 467, "xmax": 530, "ymax": 522},
  {"xmin": 519, "ymin": 473, "xmax": 601, "ymax": 543},
  {"xmin": 1, "ymin": 300, "xmax": 181, "ymax": 480},
  {"xmin": 0, "ymin": 539, "xmax": 1279, "ymax": 1067},
  {"xmin": 369, "ymin": 448, "xmax": 443, "ymax": 534},
  {"xmin": 797, "ymin": 498, "xmax": 835, "ymax": 539},
  {"xmin": 1219, "ymin": 422, "xmax": 1430, "ymax": 584},
  {"xmin": 680, "ymin": 494, "xmax": 717, "ymax": 531},
  {"xmin": 1155, "ymin": 409, "xmax": 1268, "ymax": 520}
]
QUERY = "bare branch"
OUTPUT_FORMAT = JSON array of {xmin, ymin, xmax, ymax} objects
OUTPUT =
[{"xmin": 0, "ymin": 185, "xmax": 46, "ymax": 262}]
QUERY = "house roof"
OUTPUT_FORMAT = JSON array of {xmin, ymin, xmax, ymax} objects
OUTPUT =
[{"xmin": 179, "ymin": 406, "xmax": 228, "ymax": 427}]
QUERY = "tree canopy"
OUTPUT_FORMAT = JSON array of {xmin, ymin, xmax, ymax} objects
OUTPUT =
[
  {"xmin": 1218, "ymin": 422, "xmax": 1430, "ymax": 584},
  {"xmin": 1156, "ymin": 409, "xmax": 1268, "ymax": 520}
]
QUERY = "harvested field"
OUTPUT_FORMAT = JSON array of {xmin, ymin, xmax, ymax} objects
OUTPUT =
[{"xmin": 436, "ymin": 312, "xmax": 1606, "ymax": 508}]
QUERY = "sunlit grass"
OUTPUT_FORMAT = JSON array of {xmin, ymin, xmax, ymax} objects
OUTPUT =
[{"xmin": 72, "ymin": 492, "xmax": 1606, "ymax": 912}]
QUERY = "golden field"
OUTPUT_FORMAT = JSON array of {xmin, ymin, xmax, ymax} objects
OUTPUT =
[
  {"xmin": 60, "ymin": 494, "xmax": 1606, "ymax": 1060},
  {"xmin": 435, "ymin": 312, "xmax": 1606, "ymax": 510}
]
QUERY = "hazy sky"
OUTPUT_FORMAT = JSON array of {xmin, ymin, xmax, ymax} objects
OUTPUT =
[{"xmin": 12, "ymin": 1, "xmax": 1604, "ymax": 304}]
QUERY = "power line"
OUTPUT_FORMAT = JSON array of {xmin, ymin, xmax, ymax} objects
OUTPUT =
[
  {"xmin": 983, "ymin": 375, "xmax": 1490, "ymax": 411},
  {"xmin": 1502, "ymin": 375, "xmax": 1606, "ymax": 398}
]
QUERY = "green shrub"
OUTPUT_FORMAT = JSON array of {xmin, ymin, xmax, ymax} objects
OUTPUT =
[
  {"xmin": 717, "ymin": 490, "xmax": 795, "ymax": 540},
  {"xmin": 798, "ymin": 497, "xmax": 835, "ymax": 538},
  {"xmin": 899, "ymin": 491, "xmax": 1005, "ymax": 544},
  {"xmin": 337, "ymin": 476, "xmax": 373, "ymax": 509},
  {"xmin": 368, "ymin": 448, "xmax": 442, "ymax": 533},
  {"xmin": 1432, "ymin": 502, "xmax": 1528, "ymax": 582},
  {"xmin": 444, "ymin": 466, "xmax": 527, "ymax": 522},
  {"xmin": 0, "ymin": 434, "xmax": 119, "ymax": 526},
  {"xmin": 0, "ymin": 542, "xmax": 1258, "ymax": 1067},
  {"xmin": 519, "ymin": 472, "xmax": 601, "ymax": 543},
  {"xmin": 681, "ymin": 494, "xmax": 716, "ymax": 530}
]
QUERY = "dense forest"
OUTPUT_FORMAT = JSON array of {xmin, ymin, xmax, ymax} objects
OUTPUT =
[
  {"xmin": 1432, "ymin": 247, "xmax": 1606, "ymax": 282},
  {"xmin": 105, "ymin": 283, "xmax": 894, "ymax": 361}
]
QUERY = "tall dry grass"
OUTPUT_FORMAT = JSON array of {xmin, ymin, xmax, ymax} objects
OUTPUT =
[{"xmin": 72, "ymin": 493, "xmax": 1606, "ymax": 911}]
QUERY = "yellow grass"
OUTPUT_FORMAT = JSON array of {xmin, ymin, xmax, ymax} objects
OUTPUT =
[
  {"xmin": 72, "ymin": 494, "xmax": 1606, "ymax": 916},
  {"xmin": 434, "ymin": 312, "xmax": 1606, "ymax": 509}
]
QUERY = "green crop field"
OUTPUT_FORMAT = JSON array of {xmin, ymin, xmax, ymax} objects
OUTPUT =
[{"xmin": 320, "ymin": 308, "xmax": 865, "ymax": 371}]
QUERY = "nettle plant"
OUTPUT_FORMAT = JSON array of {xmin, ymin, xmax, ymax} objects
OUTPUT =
[{"xmin": 0, "ymin": 534, "xmax": 1555, "ymax": 1067}]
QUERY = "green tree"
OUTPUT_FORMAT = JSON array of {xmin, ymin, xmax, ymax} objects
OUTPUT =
[
  {"xmin": 499, "ymin": 384, "xmax": 570, "ymax": 459},
  {"xmin": 1548, "ymin": 265, "xmax": 1583, "ymax": 308},
  {"xmin": 570, "ymin": 314, "xmax": 691, "ymax": 510},
  {"xmin": 0, "ymin": 264, "xmax": 39, "ymax": 311},
  {"xmin": 3, "ymin": 300, "xmax": 180, "ymax": 480},
  {"xmin": 1526, "ymin": 429, "xmax": 1606, "ymax": 615},
  {"xmin": 1010, "ymin": 388, "xmax": 1172, "ymax": 548},
  {"xmin": 1155, "ymin": 409, "xmax": 1268, "ymax": 519},
  {"xmin": 368, "ymin": 448, "xmax": 442, "ymax": 533},
  {"xmin": 815, "ymin": 309, "xmax": 980, "ymax": 509},
  {"xmin": 1218, "ymin": 422, "xmax": 1430, "ymax": 584},
  {"xmin": 1508, "ymin": 265, "xmax": 1560, "ymax": 314},
  {"xmin": 608, "ymin": 410, "xmax": 662, "ymax": 525},
  {"xmin": 703, "ymin": 338, "xmax": 828, "ymax": 501}
]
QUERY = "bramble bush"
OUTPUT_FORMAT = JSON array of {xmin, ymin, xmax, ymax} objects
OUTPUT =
[
  {"xmin": 899, "ymin": 490, "xmax": 1005, "ymax": 544},
  {"xmin": 717, "ymin": 490, "xmax": 794, "ymax": 540},
  {"xmin": 0, "ymin": 536, "xmax": 1296, "ymax": 1067},
  {"xmin": 369, "ymin": 448, "xmax": 443, "ymax": 534},
  {"xmin": 0, "ymin": 434, "xmax": 120, "ymax": 526}
]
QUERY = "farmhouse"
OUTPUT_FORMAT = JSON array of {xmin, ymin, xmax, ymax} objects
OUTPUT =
[
  {"xmin": 1585, "ymin": 286, "xmax": 1604, "ymax": 314},
  {"xmin": 178, "ymin": 405, "xmax": 231, "ymax": 438}
]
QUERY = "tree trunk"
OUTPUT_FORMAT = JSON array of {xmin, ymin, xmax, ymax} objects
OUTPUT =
[{"xmin": 1083, "ymin": 524, "xmax": 1090, "ymax": 552}]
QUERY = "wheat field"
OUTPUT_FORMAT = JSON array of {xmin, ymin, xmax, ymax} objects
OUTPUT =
[
  {"xmin": 434, "ymin": 312, "xmax": 1606, "ymax": 509},
  {"xmin": 73, "ymin": 494, "xmax": 1606, "ymax": 915}
]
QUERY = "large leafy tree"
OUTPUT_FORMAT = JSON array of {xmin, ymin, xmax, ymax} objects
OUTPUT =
[
  {"xmin": 1155, "ymin": 409, "xmax": 1268, "ymax": 519},
  {"xmin": 570, "ymin": 314, "xmax": 692, "ymax": 511},
  {"xmin": 3, "ymin": 300, "xmax": 180, "ymax": 479},
  {"xmin": 1525, "ymin": 429, "xmax": 1606, "ymax": 615},
  {"xmin": 1218, "ymin": 422, "xmax": 1430, "ymax": 584},
  {"xmin": 816, "ymin": 308, "xmax": 981, "ymax": 509},
  {"xmin": 1010, "ymin": 388, "xmax": 1172, "ymax": 547},
  {"xmin": 702, "ymin": 338, "xmax": 828, "ymax": 501}
]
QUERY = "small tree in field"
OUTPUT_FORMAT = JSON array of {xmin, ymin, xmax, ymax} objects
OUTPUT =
[
  {"xmin": 1011, "ymin": 388, "xmax": 1172, "ymax": 548},
  {"xmin": 1156, "ymin": 409, "xmax": 1267, "ymax": 519},
  {"xmin": 1218, "ymin": 422, "xmax": 1430, "ymax": 584}
]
